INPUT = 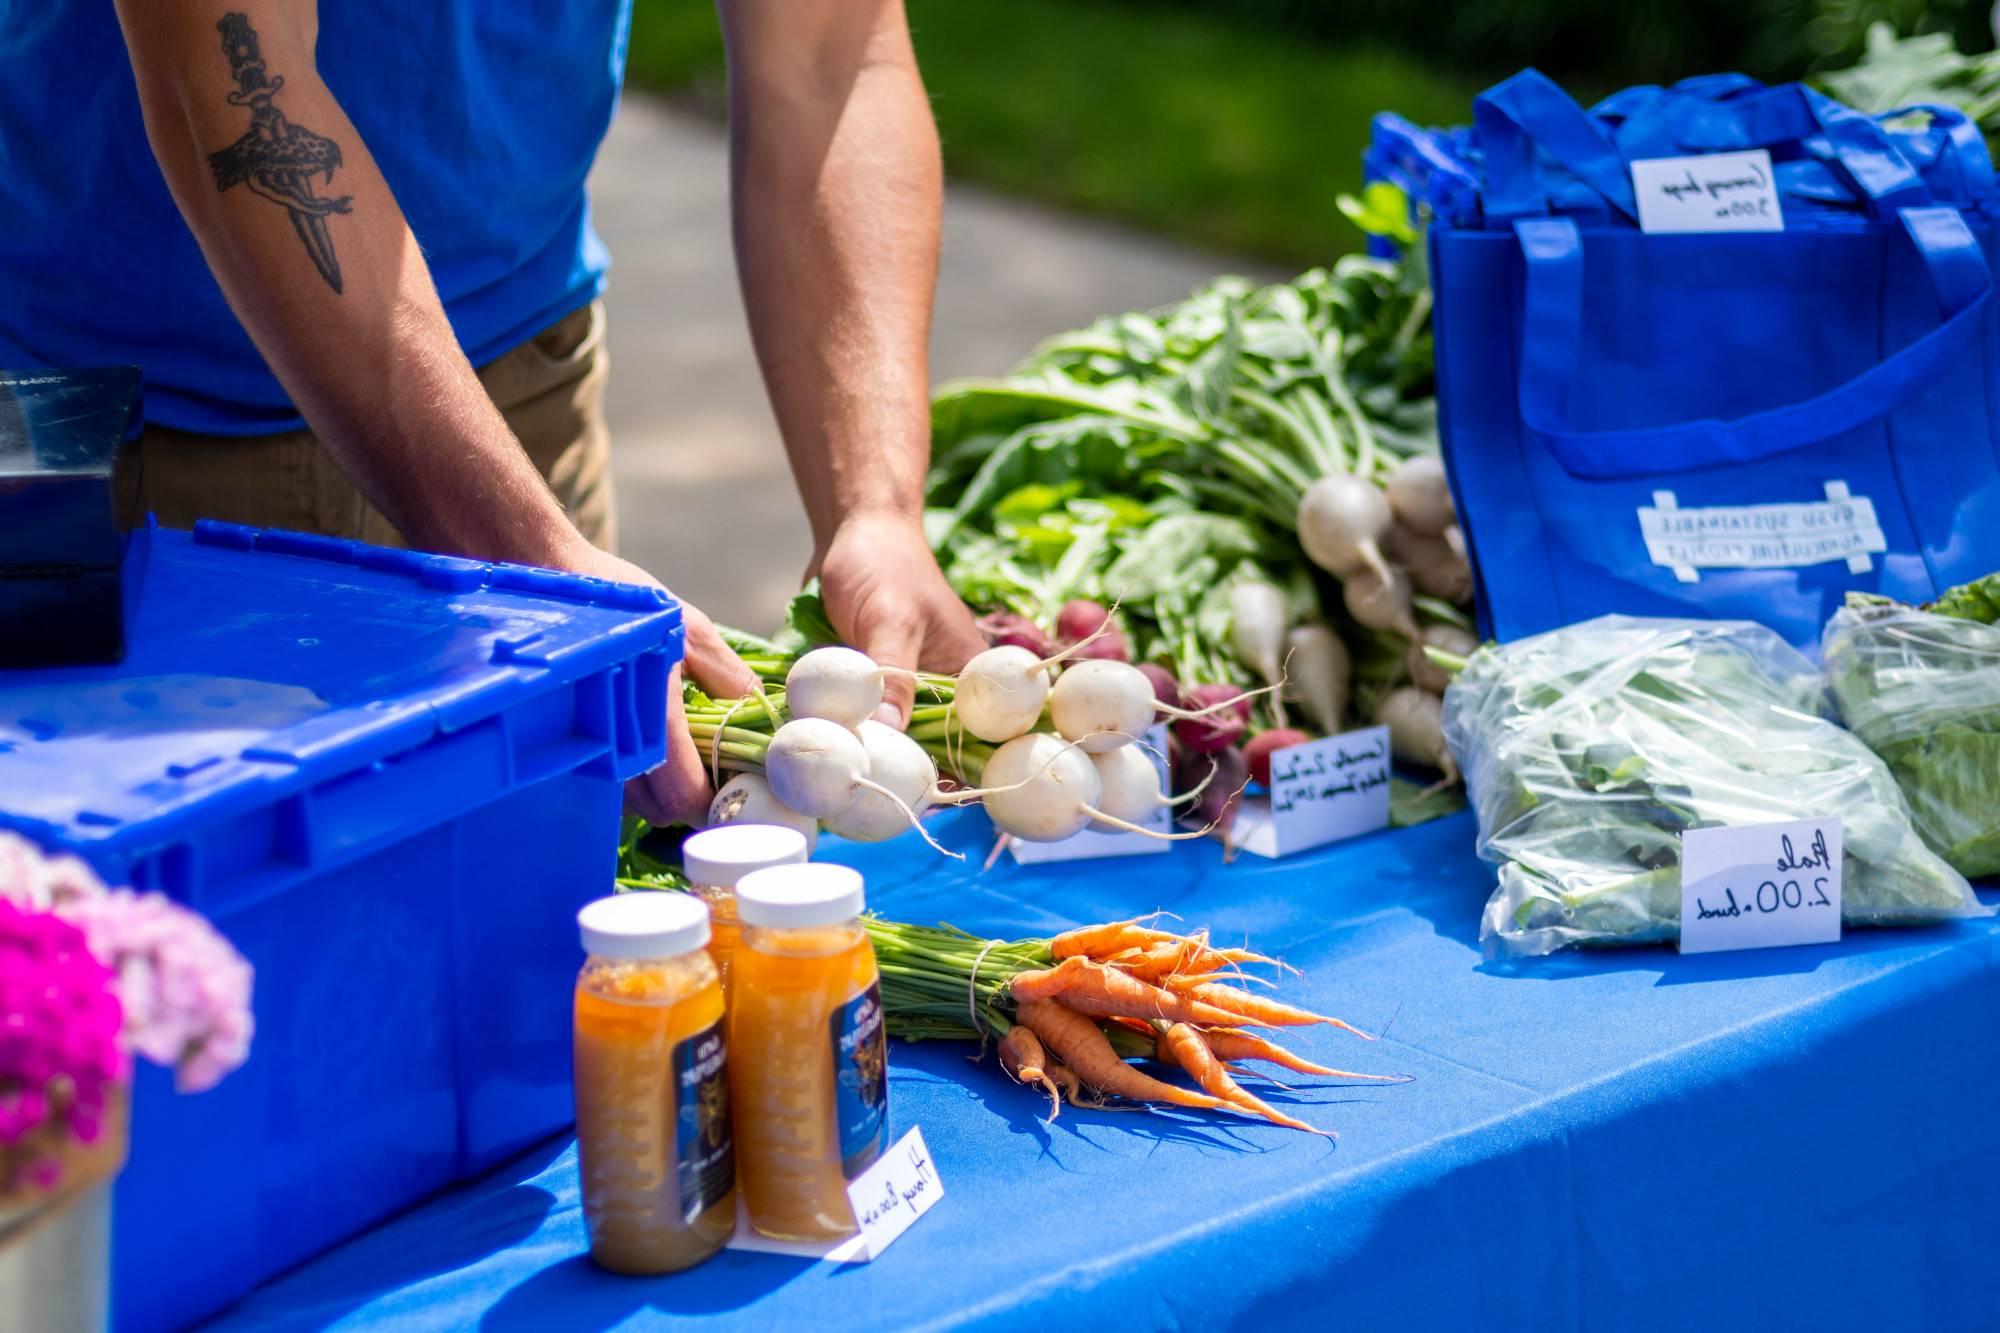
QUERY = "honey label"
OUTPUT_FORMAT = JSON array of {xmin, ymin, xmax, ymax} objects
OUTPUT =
[
  {"xmin": 830, "ymin": 982, "xmax": 888, "ymax": 1177},
  {"xmin": 673, "ymin": 1016, "xmax": 734, "ymax": 1222}
]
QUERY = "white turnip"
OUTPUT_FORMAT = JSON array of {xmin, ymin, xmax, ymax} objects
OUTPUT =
[
  {"xmin": 1387, "ymin": 526, "xmax": 1473, "ymax": 603},
  {"xmin": 1049, "ymin": 659, "xmax": 1157, "ymax": 753},
  {"xmin": 1344, "ymin": 563, "xmax": 1418, "ymax": 640},
  {"xmin": 762, "ymin": 717, "xmax": 873, "ymax": 819},
  {"xmin": 1374, "ymin": 686, "xmax": 1459, "ymax": 785},
  {"xmin": 821, "ymin": 721, "xmax": 939, "ymax": 844},
  {"xmin": 1229, "ymin": 581, "xmax": 1289, "ymax": 725},
  {"xmin": 1283, "ymin": 624, "xmax": 1347, "ymax": 734},
  {"xmin": 707, "ymin": 772, "xmax": 819, "ymax": 851},
  {"xmin": 1296, "ymin": 474, "xmax": 1393, "ymax": 581},
  {"xmin": 784, "ymin": 647, "xmax": 890, "ymax": 727},
  {"xmin": 980, "ymin": 732, "xmax": 1211, "ymax": 844},
  {"xmin": 952, "ymin": 645, "xmax": 1054, "ymax": 742},
  {"xmin": 1384, "ymin": 454, "xmax": 1455, "ymax": 537},
  {"xmin": 1407, "ymin": 624, "xmax": 1475, "ymax": 694},
  {"xmin": 1087, "ymin": 744, "xmax": 1193, "ymax": 827}
]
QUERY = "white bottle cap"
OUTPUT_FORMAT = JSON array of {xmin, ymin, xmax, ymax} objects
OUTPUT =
[
  {"xmin": 735, "ymin": 863, "xmax": 866, "ymax": 929},
  {"xmin": 577, "ymin": 892, "xmax": 711, "ymax": 960},
  {"xmin": 682, "ymin": 823, "xmax": 810, "ymax": 889}
]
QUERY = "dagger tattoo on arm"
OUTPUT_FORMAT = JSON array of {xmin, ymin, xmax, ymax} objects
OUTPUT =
[{"xmin": 206, "ymin": 13, "xmax": 352, "ymax": 293}]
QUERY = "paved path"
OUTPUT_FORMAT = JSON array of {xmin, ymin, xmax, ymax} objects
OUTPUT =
[{"xmin": 590, "ymin": 94, "xmax": 1281, "ymax": 631}]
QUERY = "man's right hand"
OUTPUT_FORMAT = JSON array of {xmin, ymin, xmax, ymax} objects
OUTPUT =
[{"xmin": 568, "ymin": 549, "xmax": 758, "ymax": 829}]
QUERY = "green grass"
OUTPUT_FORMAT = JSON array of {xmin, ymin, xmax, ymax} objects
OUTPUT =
[{"xmin": 625, "ymin": 0, "xmax": 1484, "ymax": 265}]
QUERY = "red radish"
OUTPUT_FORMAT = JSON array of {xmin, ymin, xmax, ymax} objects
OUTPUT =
[
  {"xmin": 1174, "ymin": 683, "xmax": 1251, "ymax": 753},
  {"xmin": 1179, "ymin": 743, "xmax": 1246, "ymax": 831},
  {"xmin": 1243, "ymin": 727, "xmax": 1310, "ymax": 787},
  {"xmin": 1056, "ymin": 599, "xmax": 1112, "ymax": 642},
  {"xmin": 1136, "ymin": 662, "xmax": 1179, "ymax": 709},
  {"xmin": 1069, "ymin": 628, "xmax": 1130, "ymax": 661},
  {"xmin": 976, "ymin": 611, "xmax": 1055, "ymax": 657}
]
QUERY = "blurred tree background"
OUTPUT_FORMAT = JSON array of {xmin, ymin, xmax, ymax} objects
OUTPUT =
[{"xmin": 626, "ymin": 0, "xmax": 1994, "ymax": 265}]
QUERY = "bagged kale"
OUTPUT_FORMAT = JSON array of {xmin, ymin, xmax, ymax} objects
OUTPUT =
[
  {"xmin": 1823, "ymin": 574, "xmax": 2000, "ymax": 879},
  {"xmin": 1441, "ymin": 615, "xmax": 1983, "ymax": 956}
]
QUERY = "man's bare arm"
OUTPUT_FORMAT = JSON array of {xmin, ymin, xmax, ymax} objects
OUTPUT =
[
  {"xmin": 114, "ymin": 0, "xmax": 591, "ymax": 570},
  {"xmin": 721, "ymin": 0, "xmax": 982, "ymax": 720}
]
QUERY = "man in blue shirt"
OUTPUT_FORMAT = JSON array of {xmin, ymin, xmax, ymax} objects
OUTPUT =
[{"xmin": 0, "ymin": 0, "xmax": 981, "ymax": 825}]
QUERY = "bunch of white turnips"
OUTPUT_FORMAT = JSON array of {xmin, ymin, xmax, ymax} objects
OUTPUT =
[{"xmin": 706, "ymin": 644, "xmax": 1255, "ymax": 851}]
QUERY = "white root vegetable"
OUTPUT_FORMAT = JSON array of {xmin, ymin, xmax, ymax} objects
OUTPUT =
[
  {"xmin": 1284, "ymin": 624, "xmax": 1349, "ymax": 734},
  {"xmin": 979, "ymin": 733, "xmax": 1215, "ymax": 844},
  {"xmin": 1087, "ymin": 745, "xmax": 1206, "ymax": 827},
  {"xmin": 1374, "ymin": 686, "xmax": 1459, "ymax": 785},
  {"xmin": 784, "ymin": 647, "xmax": 889, "ymax": 727},
  {"xmin": 1296, "ymin": 474, "xmax": 1393, "ymax": 582},
  {"xmin": 1384, "ymin": 454, "xmax": 1455, "ymax": 537},
  {"xmin": 1050, "ymin": 659, "xmax": 1287, "ymax": 752},
  {"xmin": 1407, "ymin": 624, "xmax": 1475, "ymax": 695},
  {"xmin": 1391, "ymin": 527, "xmax": 1473, "ymax": 603},
  {"xmin": 1229, "ymin": 581, "xmax": 1290, "ymax": 727},
  {"xmin": 707, "ymin": 772, "xmax": 818, "ymax": 851},
  {"xmin": 762, "ymin": 717, "xmax": 873, "ymax": 819},
  {"xmin": 952, "ymin": 645, "xmax": 1053, "ymax": 743},
  {"xmin": 821, "ymin": 721, "xmax": 939, "ymax": 843},
  {"xmin": 1344, "ymin": 563, "xmax": 1418, "ymax": 639}
]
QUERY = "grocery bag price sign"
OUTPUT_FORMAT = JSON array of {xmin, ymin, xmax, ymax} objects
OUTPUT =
[
  {"xmin": 1678, "ymin": 816, "xmax": 1843, "ymax": 954},
  {"xmin": 1234, "ymin": 726, "xmax": 1392, "ymax": 859},
  {"xmin": 727, "ymin": 1126, "xmax": 942, "ymax": 1264},
  {"xmin": 1630, "ymin": 149, "xmax": 1784, "ymax": 233}
]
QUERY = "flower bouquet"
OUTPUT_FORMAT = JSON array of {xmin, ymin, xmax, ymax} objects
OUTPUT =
[{"xmin": 0, "ymin": 833, "xmax": 253, "ymax": 1329}]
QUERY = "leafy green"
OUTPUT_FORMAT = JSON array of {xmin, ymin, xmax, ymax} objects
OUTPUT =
[
  {"xmin": 1444, "ymin": 616, "xmax": 1982, "ymax": 955},
  {"xmin": 1818, "ymin": 23, "xmax": 2000, "ymax": 137}
]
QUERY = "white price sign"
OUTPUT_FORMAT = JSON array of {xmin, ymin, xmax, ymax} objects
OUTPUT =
[
  {"xmin": 1631, "ymin": 149, "xmax": 1784, "ymax": 233},
  {"xmin": 1678, "ymin": 816, "xmax": 1843, "ymax": 954},
  {"xmin": 1234, "ymin": 726, "xmax": 1392, "ymax": 860},
  {"xmin": 727, "ymin": 1126, "xmax": 943, "ymax": 1264}
]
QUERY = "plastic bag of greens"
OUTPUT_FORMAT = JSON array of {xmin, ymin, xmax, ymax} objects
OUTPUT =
[
  {"xmin": 1441, "ymin": 615, "xmax": 1983, "ymax": 956},
  {"xmin": 1823, "ymin": 575, "xmax": 2000, "ymax": 879}
]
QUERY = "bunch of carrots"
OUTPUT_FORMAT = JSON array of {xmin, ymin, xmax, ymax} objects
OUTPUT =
[{"xmin": 869, "ymin": 914, "xmax": 1404, "ymax": 1134}]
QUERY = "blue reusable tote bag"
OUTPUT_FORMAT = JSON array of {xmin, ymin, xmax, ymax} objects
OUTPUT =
[{"xmin": 1430, "ymin": 71, "xmax": 2000, "ymax": 648}]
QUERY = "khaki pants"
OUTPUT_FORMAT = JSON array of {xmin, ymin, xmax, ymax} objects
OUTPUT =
[{"xmin": 116, "ymin": 300, "xmax": 617, "ymax": 553}]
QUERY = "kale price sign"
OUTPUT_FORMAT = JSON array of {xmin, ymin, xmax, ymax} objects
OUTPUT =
[{"xmin": 1678, "ymin": 816, "xmax": 1844, "ymax": 955}]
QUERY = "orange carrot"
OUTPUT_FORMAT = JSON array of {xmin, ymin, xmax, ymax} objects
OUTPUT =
[
  {"xmin": 1016, "ymin": 999, "xmax": 1228, "ymax": 1111},
  {"xmin": 1050, "ymin": 920, "xmax": 1189, "ymax": 961},
  {"xmin": 1199, "ymin": 1028, "xmax": 1406, "ymax": 1081},
  {"xmin": 1157, "ymin": 1023, "xmax": 1328, "ymax": 1134},
  {"xmin": 1013, "ymin": 959, "xmax": 1254, "ymax": 1027},
  {"xmin": 998, "ymin": 1025, "xmax": 1061, "ymax": 1120},
  {"xmin": 1176, "ymin": 982, "xmax": 1374, "ymax": 1037}
]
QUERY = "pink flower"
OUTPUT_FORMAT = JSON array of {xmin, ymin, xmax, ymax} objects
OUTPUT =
[
  {"xmin": 0, "ymin": 833, "xmax": 254, "ymax": 1095},
  {"xmin": 0, "ymin": 898, "xmax": 126, "ymax": 1190}
]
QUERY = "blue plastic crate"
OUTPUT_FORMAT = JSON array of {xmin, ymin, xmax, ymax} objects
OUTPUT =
[{"xmin": 0, "ymin": 521, "xmax": 683, "ymax": 1332}]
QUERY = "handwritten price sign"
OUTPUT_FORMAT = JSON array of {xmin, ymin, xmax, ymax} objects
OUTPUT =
[
  {"xmin": 1235, "ymin": 726, "xmax": 1392, "ymax": 859},
  {"xmin": 1678, "ymin": 816, "xmax": 1843, "ymax": 955},
  {"xmin": 1631, "ymin": 149, "xmax": 1784, "ymax": 234}
]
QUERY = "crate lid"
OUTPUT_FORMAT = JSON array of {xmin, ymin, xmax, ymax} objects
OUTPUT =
[{"xmin": 0, "ymin": 521, "xmax": 683, "ymax": 849}]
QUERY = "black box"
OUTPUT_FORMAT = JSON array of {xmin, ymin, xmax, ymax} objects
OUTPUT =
[{"xmin": 0, "ymin": 366, "xmax": 140, "ymax": 667}]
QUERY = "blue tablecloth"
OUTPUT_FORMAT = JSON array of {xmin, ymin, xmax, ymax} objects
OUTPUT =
[{"xmin": 206, "ymin": 811, "xmax": 2000, "ymax": 1331}]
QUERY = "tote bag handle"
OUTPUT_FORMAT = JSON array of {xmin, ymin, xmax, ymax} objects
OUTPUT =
[
  {"xmin": 1477, "ymin": 71, "xmax": 1934, "ymax": 223},
  {"xmin": 1515, "ymin": 207, "xmax": 1991, "ymax": 479}
]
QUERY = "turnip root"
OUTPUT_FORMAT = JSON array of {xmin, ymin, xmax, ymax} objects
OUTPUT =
[
  {"xmin": 763, "ymin": 718, "xmax": 874, "ymax": 819},
  {"xmin": 980, "ymin": 732, "xmax": 1213, "ymax": 844},
  {"xmin": 822, "ymin": 721, "xmax": 940, "ymax": 844},
  {"xmin": 1374, "ymin": 686, "xmax": 1459, "ymax": 785},
  {"xmin": 1174, "ymin": 683, "xmax": 1251, "ymax": 753},
  {"xmin": 952, "ymin": 645, "xmax": 1054, "ymax": 743},
  {"xmin": 1089, "ymin": 744, "xmax": 1210, "ymax": 828},
  {"xmin": 1296, "ymin": 474, "xmax": 1393, "ymax": 582},
  {"xmin": 1384, "ymin": 454, "xmax": 1455, "ymax": 537},
  {"xmin": 976, "ymin": 610, "xmax": 1055, "ymax": 657},
  {"xmin": 783, "ymin": 646, "xmax": 893, "ymax": 728},
  {"xmin": 1344, "ymin": 563, "xmax": 1418, "ymax": 640},
  {"xmin": 1283, "ymin": 624, "xmax": 1347, "ymax": 734},
  {"xmin": 707, "ymin": 772, "xmax": 819, "ymax": 851},
  {"xmin": 1388, "ymin": 527, "xmax": 1473, "ymax": 604},
  {"xmin": 1408, "ymin": 624, "xmax": 1475, "ymax": 694},
  {"xmin": 1229, "ymin": 581, "xmax": 1289, "ymax": 726},
  {"xmin": 1053, "ymin": 660, "xmax": 1281, "ymax": 754},
  {"xmin": 1243, "ymin": 727, "xmax": 1310, "ymax": 788}
]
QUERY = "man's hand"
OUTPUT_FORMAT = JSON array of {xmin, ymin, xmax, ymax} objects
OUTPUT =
[
  {"xmin": 812, "ymin": 513, "xmax": 983, "ymax": 726},
  {"xmin": 569, "ymin": 549, "xmax": 758, "ymax": 828}
]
